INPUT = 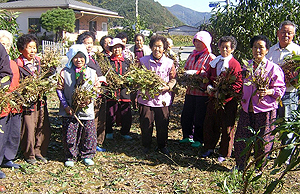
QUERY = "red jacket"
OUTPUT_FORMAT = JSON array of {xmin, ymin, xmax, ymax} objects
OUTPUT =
[
  {"xmin": 0, "ymin": 60, "xmax": 22, "ymax": 117},
  {"xmin": 206, "ymin": 57, "xmax": 242, "ymax": 104}
]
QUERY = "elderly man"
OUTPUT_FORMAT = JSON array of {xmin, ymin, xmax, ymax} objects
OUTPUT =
[{"xmin": 266, "ymin": 20, "xmax": 300, "ymax": 118}]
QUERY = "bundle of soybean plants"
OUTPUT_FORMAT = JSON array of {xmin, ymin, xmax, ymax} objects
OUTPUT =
[
  {"xmin": 13, "ymin": 70, "xmax": 56, "ymax": 107},
  {"xmin": 281, "ymin": 53, "xmax": 300, "ymax": 88},
  {"xmin": 94, "ymin": 51, "xmax": 127, "ymax": 99},
  {"xmin": 211, "ymin": 67, "xmax": 241, "ymax": 110},
  {"xmin": 71, "ymin": 80, "xmax": 97, "ymax": 113},
  {"xmin": 242, "ymin": 59, "xmax": 273, "ymax": 104},
  {"xmin": 0, "ymin": 76, "xmax": 19, "ymax": 114},
  {"xmin": 123, "ymin": 62, "xmax": 167, "ymax": 100},
  {"xmin": 176, "ymin": 67, "xmax": 209, "ymax": 90},
  {"xmin": 40, "ymin": 46, "xmax": 62, "ymax": 77}
]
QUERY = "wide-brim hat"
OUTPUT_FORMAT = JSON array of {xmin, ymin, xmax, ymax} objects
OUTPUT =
[
  {"xmin": 108, "ymin": 38, "xmax": 125, "ymax": 50},
  {"xmin": 193, "ymin": 31, "xmax": 212, "ymax": 53}
]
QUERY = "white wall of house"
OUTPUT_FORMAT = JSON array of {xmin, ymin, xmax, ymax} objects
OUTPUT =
[
  {"xmin": 13, "ymin": 8, "xmax": 48, "ymax": 34},
  {"xmin": 10, "ymin": 8, "xmax": 109, "ymax": 42}
]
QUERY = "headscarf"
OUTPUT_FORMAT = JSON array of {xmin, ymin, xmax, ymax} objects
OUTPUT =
[
  {"xmin": 193, "ymin": 31, "xmax": 212, "ymax": 53},
  {"xmin": 65, "ymin": 44, "xmax": 89, "ymax": 69}
]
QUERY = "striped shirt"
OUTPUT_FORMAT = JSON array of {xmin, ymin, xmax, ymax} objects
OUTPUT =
[{"xmin": 184, "ymin": 50, "xmax": 215, "ymax": 96}]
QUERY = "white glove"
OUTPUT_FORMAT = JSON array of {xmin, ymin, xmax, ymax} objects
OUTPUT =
[
  {"xmin": 207, "ymin": 85, "xmax": 214, "ymax": 95},
  {"xmin": 98, "ymin": 76, "xmax": 107, "ymax": 83},
  {"xmin": 184, "ymin": 70, "xmax": 198, "ymax": 75}
]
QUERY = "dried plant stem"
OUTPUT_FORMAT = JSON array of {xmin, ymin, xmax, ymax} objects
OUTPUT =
[{"xmin": 73, "ymin": 114, "xmax": 84, "ymax": 127}]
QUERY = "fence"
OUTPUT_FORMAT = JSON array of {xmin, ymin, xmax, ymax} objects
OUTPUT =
[{"xmin": 42, "ymin": 40, "xmax": 68, "ymax": 56}]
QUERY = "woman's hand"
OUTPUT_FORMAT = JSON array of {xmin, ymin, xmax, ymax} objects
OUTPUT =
[
  {"xmin": 65, "ymin": 106, "xmax": 74, "ymax": 115},
  {"xmin": 159, "ymin": 85, "xmax": 170, "ymax": 93},
  {"xmin": 207, "ymin": 85, "xmax": 215, "ymax": 96},
  {"xmin": 257, "ymin": 89, "xmax": 274, "ymax": 97}
]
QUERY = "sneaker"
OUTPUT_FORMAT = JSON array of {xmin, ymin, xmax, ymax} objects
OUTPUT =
[
  {"xmin": 179, "ymin": 138, "xmax": 194, "ymax": 143},
  {"xmin": 217, "ymin": 156, "xmax": 226, "ymax": 163},
  {"xmin": 122, "ymin": 135, "xmax": 133, "ymax": 140},
  {"xmin": 26, "ymin": 158, "xmax": 37, "ymax": 165},
  {"xmin": 191, "ymin": 141, "xmax": 203, "ymax": 148},
  {"xmin": 106, "ymin": 133, "xmax": 113, "ymax": 140},
  {"xmin": 64, "ymin": 160, "xmax": 74, "ymax": 167},
  {"xmin": 36, "ymin": 156, "xmax": 48, "ymax": 163},
  {"xmin": 201, "ymin": 150, "xmax": 213, "ymax": 158},
  {"xmin": 83, "ymin": 158, "xmax": 95, "ymax": 166},
  {"xmin": 96, "ymin": 146, "xmax": 106, "ymax": 152},
  {"xmin": 1, "ymin": 160, "xmax": 21, "ymax": 169},
  {"xmin": 0, "ymin": 170, "xmax": 6, "ymax": 179}
]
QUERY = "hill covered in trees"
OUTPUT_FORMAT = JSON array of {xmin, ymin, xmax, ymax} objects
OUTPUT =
[
  {"xmin": 166, "ymin": 4, "xmax": 211, "ymax": 27},
  {"xmin": 82, "ymin": 0, "xmax": 184, "ymax": 31}
]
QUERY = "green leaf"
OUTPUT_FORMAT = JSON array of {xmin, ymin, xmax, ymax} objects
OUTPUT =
[
  {"xmin": 270, "ymin": 168, "xmax": 281, "ymax": 175},
  {"xmin": 274, "ymin": 144, "xmax": 294, "ymax": 167},
  {"xmin": 250, "ymin": 173, "xmax": 262, "ymax": 182},
  {"xmin": 0, "ymin": 76, "xmax": 10, "ymax": 84},
  {"xmin": 263, "ymin": 180, "xmax": 279, "ymax": 194}
]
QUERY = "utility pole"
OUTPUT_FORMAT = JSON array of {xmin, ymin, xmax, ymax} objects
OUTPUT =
[{"xmin": 136, "ymin": 0, "xmax": 138, "ymax": 19}]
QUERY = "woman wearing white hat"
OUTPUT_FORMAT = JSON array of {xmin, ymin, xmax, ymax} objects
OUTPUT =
[{"xmin": 105, "ymin": 38, "xmax": 133, "ymax": 141}]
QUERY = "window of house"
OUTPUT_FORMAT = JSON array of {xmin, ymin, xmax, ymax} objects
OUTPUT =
[
  {"xmin": 89, "ymin": 21, "xmax": 97, "ymax": 32},
  {"xmin": 28, "ymin": 18, "xmax": 41, "ymax": 33},
  {"xmin": 102, "ymin": 22, "xmax": 107, "ymax": 31},
  {"xmin": 75, "ymin": 19, "xmax": 79, "ymax": 33}
]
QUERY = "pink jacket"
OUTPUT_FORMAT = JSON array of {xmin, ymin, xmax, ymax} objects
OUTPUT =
[
  {"xmin": 241, "ymin": 59, "xmax": 286, "ymax": 113},
  {"xmin": 138, "ymin": 54, "xmax": 175, "ymax": 107}
]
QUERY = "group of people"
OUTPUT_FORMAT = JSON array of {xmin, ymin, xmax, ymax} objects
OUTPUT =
[
  {"xmin": 181, "ymin": 20, "xmax": 298, "ymax": 171},
  {"xmin": 0, "ymin": 19, "xmax": 298, "ymax": 179}
]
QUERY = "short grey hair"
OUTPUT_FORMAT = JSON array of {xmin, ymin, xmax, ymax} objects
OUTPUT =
[
  {"xmin": 279, "ymin": 20, "xmax": 297, "ymax": 33},
  {"xmin": 0, "ymin": 30, "xmax": 13, "ymax": 46}
]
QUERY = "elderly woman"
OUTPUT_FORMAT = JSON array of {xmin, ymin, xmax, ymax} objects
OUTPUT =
[
  {"xmin": 15, "ymin": 34, "xmax": 51, "ymax": 165},
  {"xmin": 76, "ymin": 31, "xmax": 106, "ymax": 152},
  {"xmin": 129, "ymin": 33, "xmax": 152, "ymax": 62},
  {"xmin": 180, "ymin": 31, "xmax": 215, "ymax": 148},
  {"xmin": 105, "ymin": 38, "xmax": 132, "ymax": 140},
  {"xmin": 138, "ymin": 35, "xmax": 176, "ymax": 155},
  {"xmin": 0, "ymin": 30, "xmax": 21, "ymax": 178},
  {"xmin": 234, "ymin": 35, "xmax": 286, "ymax": 171},
  {"xmin": 57, "ymin": 44, "xmax": 98, "ymax": 167},
  {"xmin": 116, "ymin": 32, "xmax": 134, "ymax": 62},
  {"xmin": 99, "ymin": 35, "xmax": 113, "ymax": 57}
]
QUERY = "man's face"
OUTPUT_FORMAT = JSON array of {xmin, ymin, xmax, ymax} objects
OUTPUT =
[{"xmin": 277, "ymin": 24, "xmax": 295, "ymax": 48}]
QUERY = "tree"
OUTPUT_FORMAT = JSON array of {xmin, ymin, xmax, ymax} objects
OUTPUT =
[
  {"xmin": 40, "ymin": 8, "xmax": 76, "ymax": 41},
  {"xmin": 205, "ymin": 0, "xmax": 300, "ymax": 62},
  {"xmin": 0, "ymin": 9, "xmax": 21, "ymax": 59}
]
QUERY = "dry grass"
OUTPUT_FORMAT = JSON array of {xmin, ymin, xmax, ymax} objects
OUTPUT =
[{"xmin": 1, "ymin": 89, "xmax": 300, "ymax": 193}]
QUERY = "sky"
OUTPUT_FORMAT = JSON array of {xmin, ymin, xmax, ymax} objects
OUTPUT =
[{"xmin": 155, "ymin": 0, "xmax": 233, "ymax": 12}]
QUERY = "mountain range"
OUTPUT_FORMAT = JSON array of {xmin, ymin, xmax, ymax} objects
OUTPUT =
[
  {"xmin": 166, "ymin": 4, "xmax": 211, "ymax": 27},
  {"xmin": 83, "ymin": 0, "xmax": 210, "ymax": 30}
]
